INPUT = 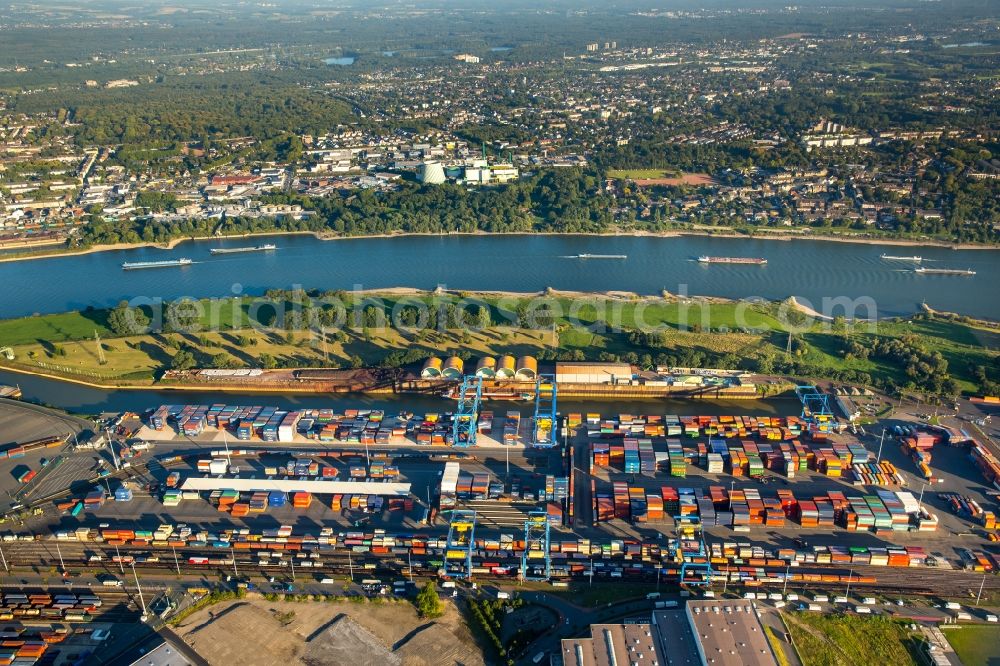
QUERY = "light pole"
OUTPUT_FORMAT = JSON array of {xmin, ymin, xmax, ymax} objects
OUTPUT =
[
  {"xmin": 56, "ymin": 542, "xmax": 66, "ymax": 574},
  {"xmin": 977, "ymin": 574, "xmax": 987, "ymax": 607},
  {"xmin": 172, "ymin": 546, "xmax": 180, "ymax": 575},
  {"xmin": 876, "ymin": 429, "xmax": 886, "ymax": 464},
  {"xmin": 0, "ymin": 543, "xmax": 8, "ymax": 573},
  {"xmin": 105, "ymin": 427, "xmax": 121, "ymax": 471},
  {"xmin": 845, "ymin": 568, "xmax": 854, "ymax": 599},
  {"xmin": 348, "ymin": 549, "xmax": 354, "ymax": 583},
  {"xmin": 130, "ymin": 562, "xmax": 147, "ymax": 621},
  {"xmin": 782, "ymin": 563, "xmax": 790, "ymax": 596},
  {"xmin": 114, "ymin": 543, "xmax": 124, "ymax": 574},
  {"xmin": 656, "ymin": 565, "xmax": 661, "ymax": 593},
  {"xmin": 917, "ymin": 482, "xmax": 928, "ymax": 510},
  {"xmin": 408, "ymin": 550, "xmax": 413, "ymax": 583},
  {"xmin": 231, "ymin": 547, "xmax": 239, "ymax": 578},
  {"xmin": 589, "ymin": 556, "xmax": 594, "ymax": 588},
  {"xmin": 290, "ymin": 557, "xmax": 296, "ymax": 582}
]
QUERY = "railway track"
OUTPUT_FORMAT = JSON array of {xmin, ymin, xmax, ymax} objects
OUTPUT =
[{"xmin": 4, "ymin": 539, "xmax": 999, "ymax": 597}]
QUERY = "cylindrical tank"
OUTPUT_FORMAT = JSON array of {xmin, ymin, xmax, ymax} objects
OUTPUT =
[
  {"xmin": 420, "ymin": 356, "xmax": 443, "ymax": 378},
  {"xmin": 496, "ymin": 354, "xmax": 517, "ymax": 379},
  {"xmin": 442, "ymin": 356, "xmax": 465, "ymax": 379},
  {"xmin": 515, "ymin": 355, "xmax": 537, "ymax": 381},
  {"xmin": 418, "ymin": 161, "xmax": 446, "ymax": 184},
  {"xmin": 475, "ymin": 356, "xmax": 497, "ymax": 378}
]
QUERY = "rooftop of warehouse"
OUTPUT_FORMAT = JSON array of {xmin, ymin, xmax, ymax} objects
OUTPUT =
[
  {"xmin": 554, "ymin": 361, "xmax": 634, "ymax": 374},
  {"xmin": 650, "ymin": 609, "xmax": 702, "ymax": 666},
  {"xmin": 683, "ymin": 600, "xmax": 779, "ymax": 666},
  {"xmin": 560, "ymin": 621, "xmax": 666, "ymax": 666}
]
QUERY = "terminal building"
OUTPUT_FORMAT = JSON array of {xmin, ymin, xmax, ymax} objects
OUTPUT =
[{"xmin": 561, "ymin": 600, "xmax": 779, "ymax": 666}]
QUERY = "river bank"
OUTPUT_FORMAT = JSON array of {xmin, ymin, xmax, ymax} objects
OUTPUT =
[{"xmin": 0, "ymin": 227, "xmax": 994, "ymax": 265}]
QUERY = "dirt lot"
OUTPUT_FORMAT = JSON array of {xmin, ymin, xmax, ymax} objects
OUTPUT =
[{"xmin": 174, "ymin": 596, "xmax": 486, "ymax": 666}]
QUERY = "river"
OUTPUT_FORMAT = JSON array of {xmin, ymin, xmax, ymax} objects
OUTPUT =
[
  {"xmin": 0, "ymin": 369, "xmax": 799, "ymax": 417},
  {"xmin": 2, "ymin": 234, "xmax": 997, "ymax": 319}
]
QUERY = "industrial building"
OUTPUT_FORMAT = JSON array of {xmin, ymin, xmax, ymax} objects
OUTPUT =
[
  {"xmin": 562, "ymin": 601, "xmax": 778, "ymax": 666},
  {"xmin": 560, "ymin": 621, "xmax": 668, "ymax": 666},
  {"xmin": 554, "ymin": 362, "xmax": 633, "ymax": 385}
]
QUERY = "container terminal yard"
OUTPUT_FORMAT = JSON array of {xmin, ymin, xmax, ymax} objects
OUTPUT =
[{"xmin": 0, "ymin": 379, "xmax": 998, "ymax": 664}]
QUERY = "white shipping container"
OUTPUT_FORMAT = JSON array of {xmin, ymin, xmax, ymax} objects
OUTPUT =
[{"xmin": 441, "ymin": 462, "xmax": 460, "ymax": 495}]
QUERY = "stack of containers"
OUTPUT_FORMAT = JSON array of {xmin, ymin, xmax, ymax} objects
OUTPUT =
[
  {"xmin": 594, "ymin": 485, "xmax": 614, "ymax": 522},
  {"xmin": 847, "ymin": 497, "xmax": 875, "ymax": 531},
  {"xmin": 877, "ymin": 489, "xmax": 911, "ymax": 530},
  {"xmin": 162, "ymin": 490, "xmax": 182, "ymax": 507},
  {"xmin": 613, "ymin": 482, "xmax": 630, "ymax": 520},
  {"xmin": 661, "ymin": 487, "xmax": 680, "ymax": 516},
  {"xmin": 815, "ymin": 498, "xmax": 836, "ymax": 527},
  {"xmin": 797, "ymin": 500, "xmax": 818, "ymax": 527},
  {"xmin": 114, "ymin": 486, "xmax": 133, "ymax": 502},
  {"xmin": 731, "ymin": 491, "xmax": 750, "ymax": 527},
  {"xmin": 646, "ymin": 494, "xmax": 664, "ymax": 521},
  {"xmin": 591, "ymin": 443, "xmax": 610, "ymax": 471},
  {"xmin": 866, "ymin": 495, "xmax": 893, "ymax": 529},
  {"xmin": 150, "ymin": 406, "xmax": 170, "ymax": 430},
  {"xmin": 249, "ymin": 492, "xmax": 268, "ymax": 513},
  {"xmin": 269, "ymin": 490, "xmax": 286, "ymax": 508},
  {"xmin": 629, "ymin": 487, "xmax": 646, "ymax": 522},
  {"xmin": 847, "ymin": 441, "xmax": 871, "ymax": 463},
  {"xmin": 623, "ymin": 440, "xmax": 640, "ymax": 474},
  {"xmin": 728, "ymin": 448, "xmax": 747, "ymax": 476},
  {"xmin": 776, "ymin": 489, "xmax": 797, "ymax": 518},
  {"xmin": 706, "ymin": 453, "xmax": 724, "ymax": 474},
  {"xmin": 678, "ymin": 493, "xmax": 698, "ymax": 518},
  {"xmin": 697, "ymin": 496, "xmax": 717, "ymax": 527},
  {"xmin": 639, "ymin": 440, "xmax": 656, "ymax": 475},
  {"xmin": 292, "ymin": 492, "xmax": 312, "ymax": 508},
  {"xmin": 667, "ymin": 440, "xmax": 686, "ymax": 477}
]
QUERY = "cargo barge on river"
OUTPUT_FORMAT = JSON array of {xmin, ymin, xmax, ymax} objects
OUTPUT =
[
  {"xmin": 121, "ymin": 258, "xmax": 192, "ymax": 270},
  {"xmin": 209, "ymin": 244, "xmax": 277, "ymax": 255},
  {"xmin": 697, "ymin": 256, "xmax": 767, "ymax": 265}
]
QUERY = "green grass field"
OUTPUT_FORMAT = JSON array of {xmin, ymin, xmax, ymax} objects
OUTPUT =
[
  {"xmin": 783, "ymin": 612, "xmax": 920, "ymax": 666},
  {"xmin": 0, "ymin": 292, "xmax": 995, "ymax": 392},
  {"xmin": 942, "ymin": 625, "xmax": 1000, "ymax": 666}
]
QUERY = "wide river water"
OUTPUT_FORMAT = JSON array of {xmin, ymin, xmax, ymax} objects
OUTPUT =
[{"xmin": 2, "ymin": 234, "xmax": 998, "ymax": 319}]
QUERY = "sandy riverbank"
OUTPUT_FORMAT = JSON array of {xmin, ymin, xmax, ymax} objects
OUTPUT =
[{"xmin": 0, "ymin": 227, "xmax": 995, "ymax": 265}]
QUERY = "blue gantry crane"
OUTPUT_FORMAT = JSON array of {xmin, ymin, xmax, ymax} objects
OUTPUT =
[
  {"xmin": 521, "ymin": 511, "xmax": 552, "ymax": 581},
  {"xmin": 531, "ymin": 374, "xmax": 558, "ymax": 448},
  {"xmin": 444, "ymin": 510, "xmax": 477, "ymax": 579},
  {"xmin": 796, "ymin": 384, "xmax": 835, "ymax": 433},
  {"xmin": 675, "ymin": 515, "xmax": 713, "ymax": 586},
  {"xmin": 452, "ymin": 375, "xmax": 482, "ymax": 447}
]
